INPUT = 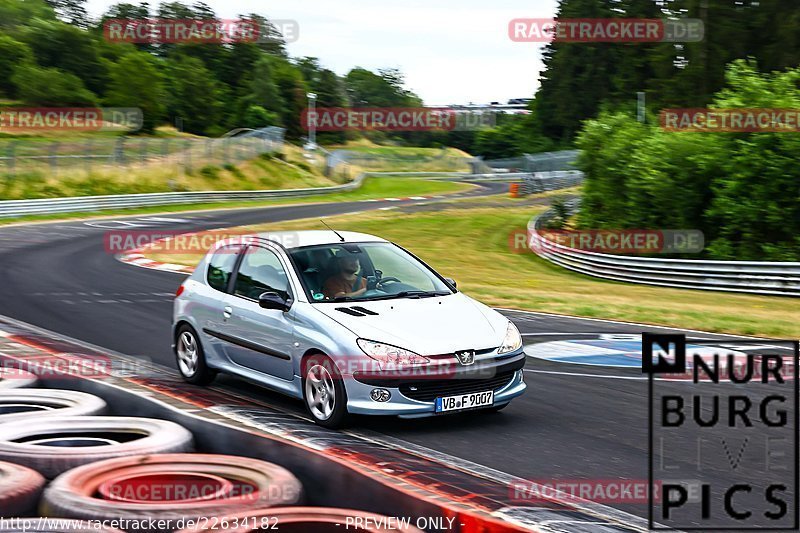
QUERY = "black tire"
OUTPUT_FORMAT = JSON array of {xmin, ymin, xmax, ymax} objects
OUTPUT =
[
  {"xmin": 0, "ymin": 369, "xmax": 38, "ymax": 389},
  {"xmin": 0, "ymin": 460, "xmax": 46, "ymax": 517},
  {"xmin": 175, "ymin": 324, "xmax": 216, "ymax": 385},
  {"xmin": 0, "ymin": 389, "xmax": 106, "ymax": 424},
  {"xmin": 302, "ymin": 354, "xmax": 349, "ymax": 429},
  {"xmin": 0, "ymin": 416, "xmax": 194, "ymax": 478}
]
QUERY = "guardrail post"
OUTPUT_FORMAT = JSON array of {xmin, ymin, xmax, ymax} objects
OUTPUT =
[
  {"xmin": 114, "ymin": 137, "xmax": 126, "ymax": 165},
  {"xmin": 49, "ymin": 142, "xmax": 59, "ymax": 177},
  {"xmin": 184, "ymin": 139, "xmax": 192, "ymax": 174},
  {"xmin": 85, "ymin": 138, "xmax": 93, "ymax": 176},
  {"xmin": 6, "ymin": 142, "xmax": 15, "ymax": 179}
]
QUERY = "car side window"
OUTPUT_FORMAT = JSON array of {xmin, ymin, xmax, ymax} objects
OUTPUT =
[
  {"xmin": 207, "ymin": 245, "xmax": 241, "ymax": 292},
  {"xmin": 234, "ymin": 246, "xmax": 290, "ymax": 301}
]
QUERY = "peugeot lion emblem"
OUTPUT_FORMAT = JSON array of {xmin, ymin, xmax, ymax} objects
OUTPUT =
[{"xmin": 455, "ymin": 350, "xmax": 475, "ymax": 366}]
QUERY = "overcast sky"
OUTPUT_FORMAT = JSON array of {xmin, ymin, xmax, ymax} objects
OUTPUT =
[{"xmin": 86, "ymin": 0, "xmax": 558, "ymax": 105}]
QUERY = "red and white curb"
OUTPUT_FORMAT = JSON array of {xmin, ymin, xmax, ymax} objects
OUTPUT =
[
  {"xmin": 117, "ymin": 234, "xmax": 195, "ymax": 275},
  {"xmin": 116, "ymin": 195, "xmax": 452, "ymax": 275},
  {"xmin": 364, "ymin": 195, "xmax": 440, "ymax": 202}
]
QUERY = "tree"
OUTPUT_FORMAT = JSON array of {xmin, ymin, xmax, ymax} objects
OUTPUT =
[
  {"xmin": 241, "ymin": 105, "xmax": 279, "ymax": 129},
  {"xmin": 0, "ymin": 0, "xmax": 55, "ymax": 30},
  {"xmin": 241, "ymin": 13, "xmax": 287, "ymax": 57},
  {"xmin": 344, "ymin": 67, "xmax": 419, "ymax": 107},
  {"xmin": 43, "ymin": 0, "xmax": 88, "ymax": 27},
  {"xmin": 104, "ymin": 52, "xmax": 166, "ymax": 133},
  {"xmin": 11, "ymin": 64, "xmax": 97, "ymax": 106},
  {"xmin": 0, "ymin": 35, "xmax": 34, "ymax": 97},
  {"xmin": 267, "ymin": 56, "xmax": 308, "ymax": 138},
  {"xmin": 164, "ymin": 55, "xmax": 224, "ymax": 135},
  {"xmin": 247, "ymin": 56, "xmax": 284, "ymax": 115},
  {"xmin": 575, "ymin": 60, "xmax": 800, "ymax": 261},
  {"xmin": 20, "ymin": 19, "xmax": 109, "ymax": 95}
]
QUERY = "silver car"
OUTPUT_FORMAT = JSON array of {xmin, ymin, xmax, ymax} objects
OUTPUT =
[{"xmin": 172, "ymin": 230, "xmax": 526, "ymax": 428}]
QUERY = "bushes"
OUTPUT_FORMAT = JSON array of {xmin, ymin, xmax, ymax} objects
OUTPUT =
[{"xmin": 576, "ymin": 61, "xmax": 800, "ymax": 260}]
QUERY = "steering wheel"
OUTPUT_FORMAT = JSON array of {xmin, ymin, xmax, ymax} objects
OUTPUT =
[{"xmin": 375, "ymin": 276, "xmax": 402, "ymax": 288}]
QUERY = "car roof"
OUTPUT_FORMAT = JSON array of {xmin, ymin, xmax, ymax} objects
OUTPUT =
[{"xmin": 253, "ymin": 230, "xmax": 387, "ymax": 250}]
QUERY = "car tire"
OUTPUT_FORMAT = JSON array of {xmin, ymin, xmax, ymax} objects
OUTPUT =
[
  {"xmin": 0, "ymin": 461, "xmax": 46, "ymax": 517},
  {"xmin": 0, "ymin": 369, "xmax": 38, "ymax": 389},
  {"xmin": 302, "ymin": 354, "xmax": 349, "ymax": 429},
  {"xmin": 0, "ymin": 416, "xmax": 194, "ymax": 478},
  {"xmin": 41, "ymin": 454, "xmax": 302, "ymax": 527},
  {"xmin": 0, "ymin": 389, "xmax": 106, "ymax": 424},
  {"xmin": 175, "ymin": 324, "xmax": 216, "ymax": 385},
  {"xmin": 175, "ymin": 507, "xmax": 424, "ymax": 532}
]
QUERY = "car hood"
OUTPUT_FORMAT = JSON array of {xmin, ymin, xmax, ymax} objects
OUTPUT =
[{"xmin": 312, "ymin": 293, "xmax": 507, "ymax": 356}]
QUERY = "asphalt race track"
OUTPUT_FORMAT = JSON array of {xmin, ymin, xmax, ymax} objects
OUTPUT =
[{"xmin": 0, "ymin": 181, "xmax": 793, "ymax": 527}]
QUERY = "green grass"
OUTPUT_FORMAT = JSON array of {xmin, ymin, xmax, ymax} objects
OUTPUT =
[
  {"xmin": 145, "ymin": 203, "xmax": 800, "ymax": 338},
  {"xmin": 323, "ymin": 141, "xmax": 471, "ymax": 172},
  {"xmin": 0, "ymin": 177, "xmax": 473, "ymax": 227}
]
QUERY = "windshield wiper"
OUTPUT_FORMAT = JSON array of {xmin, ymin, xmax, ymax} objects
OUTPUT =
[
  {"xmin": 366, "ymin": 290, "xmax": 450, "ymax": 301},
  {"xmin": 332, "ymin": 295, "xmax": 358, "ymax": 302}
]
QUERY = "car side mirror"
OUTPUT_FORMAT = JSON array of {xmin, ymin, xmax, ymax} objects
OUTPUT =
[
  {"xmin": 258, "ymin": 291, "xmax": 292, "ymax": 311},
  {"xmin": 444, "ymin": 277, "xmax": 457, "ymax": 289}
]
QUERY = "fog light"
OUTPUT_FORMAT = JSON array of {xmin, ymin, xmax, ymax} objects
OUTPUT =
[{"xmin": 370, "ymin": 388, "xmax": 391, "ymax": 402}]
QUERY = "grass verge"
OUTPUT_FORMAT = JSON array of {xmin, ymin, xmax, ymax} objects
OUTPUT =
[{"xmin": 144, "ymin": 203, "xmax": 800, "ymax": 338}]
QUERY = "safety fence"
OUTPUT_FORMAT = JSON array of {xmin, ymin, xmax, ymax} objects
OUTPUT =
[
  {"xmin": 483, "ymin": 150, "xmax": 580, "ymax": 173},
  {"xmin": 0, "ymin": 127, "xmax": 285, "ymax": 178},
  {"xmin": 529, "ymin": 204, "xmax": 800, "ymax": 297}
]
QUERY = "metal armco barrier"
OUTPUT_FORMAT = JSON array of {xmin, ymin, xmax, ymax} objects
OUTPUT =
[
  {"xmin": 0, "ymin": 170, "xmax": 581, "ymax": 219},
  {"xmin": 0, "ymin": 174, "xmax": 368, "ymax": 218},
  {"xmin": 529, "ymin": 209, "xmax": 800, "ymax": 297}
]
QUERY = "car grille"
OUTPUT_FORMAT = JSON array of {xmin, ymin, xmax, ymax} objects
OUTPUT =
[{"xmin": 399, "ymin": 370, "xmax": 517, "ymax": 402}]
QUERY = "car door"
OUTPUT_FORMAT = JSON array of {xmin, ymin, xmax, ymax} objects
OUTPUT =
[
  {"xmin": 221, "ymin": 243, "xmax": 295, "ymax": 381},
  {"xmin": 194, "ymin": 243, "xmax": 244, "ymax": 364}
]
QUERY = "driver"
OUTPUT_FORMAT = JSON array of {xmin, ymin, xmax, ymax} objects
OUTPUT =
[{"xmin": 323, "ymin": 256, "xmax": 367, "ymax": 299}]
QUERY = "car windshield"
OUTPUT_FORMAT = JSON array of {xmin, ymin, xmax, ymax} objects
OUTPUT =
[{"xmin": 288, "ymin": 242, "xmax": 453, "ymax": 303}]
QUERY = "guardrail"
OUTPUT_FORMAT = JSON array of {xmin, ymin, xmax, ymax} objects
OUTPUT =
[
  {"xmin": 0, "ymin": 169, "xmax": 582, "ymax": 219},
  {"xmin": 528, "ymin": 205, "xmax": 800, "ymax": 297},
  {"xmin": 0, "ymin": 173, "xmax": 367, "ymax": 218}
]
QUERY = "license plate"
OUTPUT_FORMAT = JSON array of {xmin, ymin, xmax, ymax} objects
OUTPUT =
[{"xmin": 435, "ymin": 390, "xmax": 494, "ymax": 413}]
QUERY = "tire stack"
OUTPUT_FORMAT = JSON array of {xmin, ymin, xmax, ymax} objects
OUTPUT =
[{"xmin": 0, "ymin": 371, "xmax": 417, "ymax": 532}]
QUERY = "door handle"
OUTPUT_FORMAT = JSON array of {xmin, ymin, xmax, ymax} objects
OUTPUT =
[{"xmin": 223, "ymin": 306, "xmax": 233, "ymax": 319}]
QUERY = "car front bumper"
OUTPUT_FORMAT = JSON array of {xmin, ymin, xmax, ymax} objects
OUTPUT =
[{"xmin": 343, "ymin": 350, "xmax": 527, "ymax": 417}]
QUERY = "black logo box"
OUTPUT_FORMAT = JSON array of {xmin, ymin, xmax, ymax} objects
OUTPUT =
[{"xmin": 644, "ymin": 333, "xmax": 800, "ymax": 531}]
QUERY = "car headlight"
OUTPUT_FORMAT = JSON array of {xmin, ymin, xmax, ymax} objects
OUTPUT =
[
  {"xmin": 357, "ymin": 339, "xmax": 430, "ymax": 368},
  {"xmin": 498, "ymin": 322, "xmax": 523, "ymax": 354}
]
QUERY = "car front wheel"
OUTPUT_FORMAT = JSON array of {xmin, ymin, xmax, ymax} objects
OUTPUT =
[{"xmin": 303, "ymin": 355, "xmax": 349, "ymax": 429}]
